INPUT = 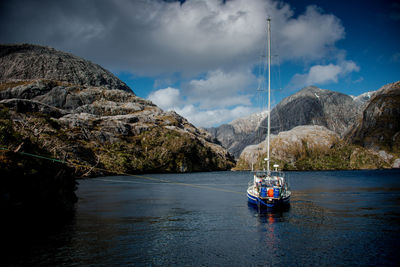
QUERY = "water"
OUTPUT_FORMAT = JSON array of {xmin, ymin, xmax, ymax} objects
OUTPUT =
[{"xmin": 4, "ymin": 169, "xmax": 400, "ymax": 266}]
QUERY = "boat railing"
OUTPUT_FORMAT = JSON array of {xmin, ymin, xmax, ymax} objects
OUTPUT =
[{"xmin": 253, "ymin": 170, "xmax": 285, "ymax": 178}]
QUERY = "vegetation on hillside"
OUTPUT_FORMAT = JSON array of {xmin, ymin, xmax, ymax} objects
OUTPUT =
[
  {"xmin": 0, "ymin": 106, "xmax": 77, "ymax": 214},
  {"xmin": 234, "ymin": 139, "xmax": 396, "ymax": 171}
]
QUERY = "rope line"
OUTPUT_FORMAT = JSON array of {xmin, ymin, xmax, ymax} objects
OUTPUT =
[{"xmin": 1, "ymin": 146, "xmax": 245, "ymax": 196}]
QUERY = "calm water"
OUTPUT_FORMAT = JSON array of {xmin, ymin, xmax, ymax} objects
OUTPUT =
[{"xmin": 4, "ymin": 169, "xmax": 400, "ymax": 266}]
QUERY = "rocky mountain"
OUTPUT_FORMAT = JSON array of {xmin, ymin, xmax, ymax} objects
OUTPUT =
[
  {"xmin": 235, "ymin": 125, "xmax": 396, "ymax": 171},
  {"xmin": 269, "ymin": 86, "xmax": 359, "ymax": 135},
  {"xmin": 351, "ymin": 90, "xmax": 375, "ymax": 106},
  {"xmin": 0, "ymin": 44, "xmax": 131, "ymax": 92},
  {"xmin": 346, "ymin": 81, "xmax": 400, "ymax": 153},
  {"xmin": 237, "ymin": 125, "xmax": 339, "ymax": 170},
  {"xmin": 209, "ymin": 86, "xmax": 360, "ymax": 158},
  {"xmin": 207, "ymin": 111, "xmax": 267, "ymax": 158},
  {"xmin": 234, "ymin": 81, "xmax": 400, "ymax": 171},
  {"xmin": 0, "ymin": 44, "xmax": 235, "ymax": 177}
]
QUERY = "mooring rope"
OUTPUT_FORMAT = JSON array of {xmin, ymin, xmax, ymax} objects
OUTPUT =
[{"xmin": 0, "ymin": 146, "xmax": 245, "ymax": 196}]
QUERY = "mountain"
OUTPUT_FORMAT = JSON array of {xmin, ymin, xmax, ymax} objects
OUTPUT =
[
  {"xmin": 234, "ymin": 81, "xmax": 400, "ymax": 171},
  {"xmin": 268, "ymin": 86, "xmax": 358, "ymax": 135},
  {"xmin": 209, "ymin": 86, "xmax": 360, "ymax": 158},
  {"xmin": 206, "ymin": 111, "xmax": 267, "ymax": 158},
  {"xmin": 346, "ymin": 81, "xmax": 400, "ymax": 153},
  {"xmin": 351, "ymin": 90, "xmax": 375, "ymax": 106},
  {"xmin": 0, "ymin": 44, "xmax": 131, "ymax": 92},
  {"xmin": 0, "ymin": 44, "xmax": 235, "ymax": 176},
  {"xmin": 236, "ymin": 124, "xmax": 396, "ymax": 171}
]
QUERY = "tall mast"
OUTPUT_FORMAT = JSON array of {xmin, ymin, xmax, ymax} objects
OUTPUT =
[{"xmin": 266, "ymin": 17, "xmax": 271, "ymax": 175}]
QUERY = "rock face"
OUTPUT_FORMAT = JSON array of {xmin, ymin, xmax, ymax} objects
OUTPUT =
[
  {"xmin": 0, "ymin": 44, "xmax": 235, "ymax": 176},
  {"xmin": 236, "ymin": 125, "xmax": 396, "ymax": 171},
  {"xmin": 238, "ymin": 125, "xmax": 340, "ymax": 169},
  {"xmin": 0, "ymin": 44, "xmax": 131, "ymax": 92},
  {"xmin": 209, "ymin": 86, "xmax": 359, "ymax": 158},
  {"xmin": 268, "ymin": 86, "xmax": 358, "ymax": 135},
  {"xmin": 207, "ymin": 111, "xmax": 267, "ymax": 158},
  {"xmin": 234, "ymin": 82, "xmax": 400, "ymax": 171},
  {"xmin": 346, "ymin": 81, "xmax": 400, "ymax": 153},
  {"xmin": 351, "ymin": 91, "xmax": 375, "ymax": 107}
]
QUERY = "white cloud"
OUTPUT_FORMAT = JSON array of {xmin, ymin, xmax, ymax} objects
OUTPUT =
[
  {"xmin": 277, "ymin": 5, "xmax": 344, "ymax": 61},
  {"xmin": 306, "ymin": 64, "xmax": 342, "ymax": 84},
  {"xmin": 148, "ymin": 69, "xmax": 258, "ymax": 127},
  {"xmin": 289, "ymin": 59, "xmax": 360, "ymax": 88},
  {"xmin": 174, "ymin": 104, "xmax": 258, "ymax": 128},
  {"xmin": 185, "ymin": 69, "xmax": 255, "ymax": 108},
  {"xmin": 148, "ymin": 87, "xmax": 181, "ymax": 110}
]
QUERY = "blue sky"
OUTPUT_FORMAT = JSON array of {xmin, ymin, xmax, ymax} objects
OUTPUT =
[{"xmin": 1, "ymin": 0, "xmax": 399, "ymax": 127}]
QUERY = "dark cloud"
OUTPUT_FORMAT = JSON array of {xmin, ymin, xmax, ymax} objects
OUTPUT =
[{"xmin": 0, "ymin": 0, "xmax": 346, "ymax": 77}]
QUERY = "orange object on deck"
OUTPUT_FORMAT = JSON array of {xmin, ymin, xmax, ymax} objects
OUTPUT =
[{"xmin": 268, "ymin": 188, "xmax": 274, "ymax": 197}]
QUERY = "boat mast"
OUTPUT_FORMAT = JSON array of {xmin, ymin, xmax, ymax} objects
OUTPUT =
[{"xmin": 266, "ymin": 17, "xmax": 271, "ymax": 175}]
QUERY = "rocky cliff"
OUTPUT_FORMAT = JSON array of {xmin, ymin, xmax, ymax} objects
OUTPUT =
[
  {"xmin": 346, "ymin": 81, "xmax": 400, "ymax": 153},
  {"xmin": 235, "ymin": 125, "xmax": 396, "ymax": 171},
  {"xmin": 0, "ymin": 44, "xmax": 131, "ymax": 92},
  {"xmin": 0, "ymin": 44, "xmax": 235, "ymax": 176},
  {"xmin": 269, "ymin": 86, "xmax": 359, "ymax": 135},
  {"xmin": 234, "ymin": 82, "xmax": 400, "ymax": 171},
  {"xmin": 207, "ymin": 111, "xmax": 267, "ymax": 158}
]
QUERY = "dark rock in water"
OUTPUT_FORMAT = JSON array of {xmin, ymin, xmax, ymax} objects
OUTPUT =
[
  {"xmin": 346, "ymin": 81, "xmax": 400, "ymax": 153},
  {"xmin": 0, "ymin": 44, "xmax": 132, "ymax": 92}
]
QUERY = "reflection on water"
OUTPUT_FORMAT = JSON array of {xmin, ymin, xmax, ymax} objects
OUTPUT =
[{"xmin": 4, "ymin": 169, "xmax": 400, "ymax": 266}]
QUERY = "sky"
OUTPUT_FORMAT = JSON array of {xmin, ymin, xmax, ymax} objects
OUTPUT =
[{"xmin": 1, "ymin": 0, "xmax": 399, "ymax": 127}]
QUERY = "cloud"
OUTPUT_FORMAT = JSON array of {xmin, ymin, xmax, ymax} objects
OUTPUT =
[
  {"xmin": 0, "ymin": 0, "xmax": 352, "ymax": 126},
  {"xmin": 148, "ymin": 69, "xmax": 258, "ymax": 127},
  {"xmin": 353, "ymin": 77, "xmax": 364, "ymax": 84},
  {"xmin": 175, "ymin": 104, "xmax": 258, "ymax": 128},
  {"xmin": 148, "ymin": 87, "xmax": 181, "ymax": 110},
  {"xmin": 277, "ymin": 5, "xmax": 344, "ymax": 61},
  {"xmin": 148, "ymin": 86, "xmax": 258, "ymax": 128},
  {"xmin": 185, "ymin": 69, "xmax": 255, "ymax": 108},
  {"xmin": 289, "ymin": 59, "xmax": 360, "ymax": 88},
  {"xmin": 0, "ymin": 0, "xmax": 346, "ymax": 76}
]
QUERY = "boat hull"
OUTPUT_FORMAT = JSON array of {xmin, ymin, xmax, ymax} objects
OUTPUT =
[{"xmin": 247, "ymin": 191, "xmax": 290, "ymax": 209}]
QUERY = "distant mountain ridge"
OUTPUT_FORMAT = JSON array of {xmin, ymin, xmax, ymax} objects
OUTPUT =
[
  {"xmin": 206, "ymin": 111, "xmax": 267, "ymax": 158},
  {"xmin": 209, "ymin": 86, "xmax": 367, "ymax": 158}
]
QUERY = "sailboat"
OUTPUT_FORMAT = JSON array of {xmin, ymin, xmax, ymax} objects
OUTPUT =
[{"xmin": 247, "ymin": 18, "xmax": 291, "ymax": 209}]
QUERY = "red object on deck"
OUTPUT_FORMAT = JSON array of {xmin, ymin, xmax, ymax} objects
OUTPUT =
[{"xmin": 268, "ymin": 188, "xmax": 274, "ymax": 197}]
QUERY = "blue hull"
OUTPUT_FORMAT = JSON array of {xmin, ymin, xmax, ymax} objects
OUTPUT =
[{"xmin": 247, "ymin": 192, "xmax": 290, "ymax": 209}]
